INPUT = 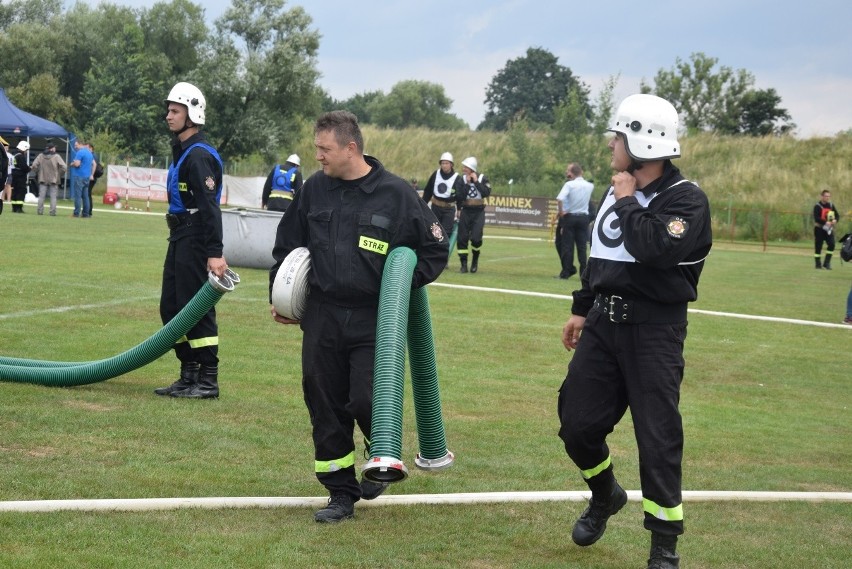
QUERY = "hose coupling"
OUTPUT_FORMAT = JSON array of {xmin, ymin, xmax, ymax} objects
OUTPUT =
[{"xmin": 362, "ymin": 456, "xmax": 409, "ymax": 483}]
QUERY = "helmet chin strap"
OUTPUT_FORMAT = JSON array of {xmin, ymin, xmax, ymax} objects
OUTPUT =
[
  {"xmin": 174, "ymin": 119, "xmax": 194, "ymax": 137},
  {"xmin": 626, "ymin": 160, "xmax": 643, "ymax": 174}
]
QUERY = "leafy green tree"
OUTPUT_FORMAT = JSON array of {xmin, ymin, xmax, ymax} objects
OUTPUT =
[
  {"xmin": 79, "ymin": 22, "xmax": 171, "ymax": 155},
  {"xmin": 735, "ymin": 88, "xmax": 795, "ymax": 136},
  {"xmin": 641, "ymin": 52, "xmax": 793, "ymax": 136},
  {"xmin": 198, "ymin": 0, "xmax": 322, "ymax": 158},
  {"xmin": 368, "ymin": 80, "xmax": 467, "ymax": 130},
  {"xmin": 552, "ymin": 75, "xmax": 619, "ymax": 187},
  {"xmin": 140, "ymin": 0, "xmax": 209, "ymax": 79},
  {"xmin": 7, "ymin": 73, "xmax": 75, "ymax": 125},
  {"xmin": 480, "ymin": 47, "xmax": 589, "ymax": 131},
  {"xmin": 329, "ymin": 90, "xmax": 385, "ymax": 123},
  {"xmin": 0, "ymin": 0, "xmax": 62, "ymax": 30}
]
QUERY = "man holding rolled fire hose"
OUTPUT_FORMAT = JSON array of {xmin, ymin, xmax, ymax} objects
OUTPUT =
[
  {"xmin": 556, "ymin": 94, "xmax": 712, "ymax": 569},
  {"xmin": 269, "ymin": 111, "xmax": 448, "ymax": 523},
  {"xmin": 154, "ymin": 82, "xmax": 228, "ymax": 400}
]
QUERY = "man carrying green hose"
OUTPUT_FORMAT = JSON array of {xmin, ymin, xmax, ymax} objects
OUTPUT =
[
  {"xmin": 269, "ymin": 111, "xmax": 448, "ymax": 523},
  {"xmin": 154, "ymin": 82, "xmax": 228, "ymax": 400}
]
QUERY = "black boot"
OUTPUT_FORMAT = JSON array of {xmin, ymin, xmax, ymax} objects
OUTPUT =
[
  {"xmin": 823, "ymin": 253, "xmax": 833, "ymax": 270},
  {"xmin": 470, "ymin": 250, "xmax": 480, "ymax": 273},
  {"xmin": 154, "ymin": 362, "xmax": 199, "ymax": 396},
  {"xmin": 647, "ymin": 533, "xmax": 679, "ymax": 568},
  {"xmin": 314, "ymin": 492, "xmax": 355, "ymax": 523},
  {"xmin": 815, "ymin": 256, "xmax": 822, "ymax": 269},
  {"xmin": 171, "ymin": 364, "xmax": 219, "ymax": 399},
  {"xmin": 572, "ymin": 481, "xmax": 628, "ymax": 546},
  {"xmin": 459, "ymin": 255, "xmax": 468, "ymax": 273}
]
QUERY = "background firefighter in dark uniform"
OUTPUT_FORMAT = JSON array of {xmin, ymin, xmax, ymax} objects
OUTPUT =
[
  {"xmin": 421, "ymin": 151, "xmax": 464, "ymax": 237},
  {"xmin": 456, "ymin": 156, "xmax": 491, "ymax": 273},
  {"xmin": 10, "ymin": 140, "xmax": 30, "ymax": 213},
  {"xmin": 812, "ymin": 189, "xmax": 839, "ymax": 269},
  {"xmin": 269, "ymin": 111, "xmax": 448, "ymax": 524},
  {"xmin": 262, "ymin": 154, "xmax": 302, "ymax": 212},
  {"xmin": 154, "ymin": 81, "xmax": 228, "ymax": 400},
  {"xmin": 557, "ymin": 94, "xmax": 712, "ymax": 569}
]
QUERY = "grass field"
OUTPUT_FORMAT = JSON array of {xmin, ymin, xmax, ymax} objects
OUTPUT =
[{"xmin": 1, "ymin": 201, "xmax": 850, "ymax": 568}]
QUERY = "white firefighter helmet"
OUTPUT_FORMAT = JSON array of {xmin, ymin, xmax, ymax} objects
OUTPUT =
[
  {"xmin": 461, "ymin": 156, "xmax": 478, "ymax": 172},
  {"xmin": 439, "ymin": 151, "xmax": 454, "ymax": 164},
  {"xmin": 608, "ymin": 94, "xmax": 680, "ymax": 161},
  {"xmin": 286, "ymin": 154, "xmax": 301, "ymax": 166},
  {"xmin": 165, "ymin": 82, "xmax": 206, "ymax": 125},
  {"xmin": 16, "ymin": 140, "xmax": 30, "ymax": 152}
]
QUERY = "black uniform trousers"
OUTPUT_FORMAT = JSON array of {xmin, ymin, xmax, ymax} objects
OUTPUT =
[
  {"xmin": 160, "ymin": 221, "xmax": 219, "ymax": 367},
  {"xmin": 814, "ymin": 226, "xmax": 835, "ymax": 256},
  {"xmin": 430, "ymin": 203, "xmax": 455, "ymax": 237},
  {"xmin": 300, "ymin": 295, "xmax": 377, "ymax": 500},
  {"xmin": 557, "ymin": 214, "xmax": 590, "ymax": 278},
  {"xmin": 267, "ymin": 196, "xmax": 292, "ymax": 212},
  {"xmin": 457, "ymin": 207, "xmax": 485, "ymax": 256},
  {"xmin": 558, "ymin": 307, "xmax": 687, "ymax": 536}
]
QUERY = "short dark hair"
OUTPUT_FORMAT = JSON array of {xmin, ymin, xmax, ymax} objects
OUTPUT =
[
  {"xmin": 569, "ymin": 163, "xmax": 583, "ymax": 177},
  {"xmin": 315, "ymin": 110, "xmax": 363, "ymax": 153}
]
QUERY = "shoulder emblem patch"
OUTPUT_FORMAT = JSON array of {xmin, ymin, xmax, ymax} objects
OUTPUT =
[
  {"xmin": 430, "ymin": 222, "xmax": 445, "ymax": 241},
  {"xmin": 666, "ymin": 217, "xmax": 687, "ymax": 238},
  {"xmin": 205, "ymin": 176, "xmax": 216, "ymax": 191}
]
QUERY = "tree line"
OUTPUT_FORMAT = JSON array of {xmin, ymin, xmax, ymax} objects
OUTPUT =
[{"xmin": 1, "ymin": 0, "xmax": 796, "ymax": 182}]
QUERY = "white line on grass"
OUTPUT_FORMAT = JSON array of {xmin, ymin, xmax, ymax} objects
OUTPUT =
[
  {"xmin": 428, "ymin": 283, "xmax": 852, "ymax": 329},
  {"xmin": 0, "ymin": 296, "xmax": 160, "ymax": 320},
  {"xmin": 1, "ymin": 490, "xmax": 850, "ymax": 513}
]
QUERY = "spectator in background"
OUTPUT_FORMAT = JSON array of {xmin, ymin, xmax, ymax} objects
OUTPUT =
[
  {"xmin": 69, "ymin": 139, "xmax": 93, "ymax": 218},
  {"xmin": 85, "ymin": 143, "xmax": 101, "ymax": 217},
  {"xmin": 813, "ymin": 189, "xmax": 839, "ymax": 269},
  {"xmin": 31, "ymin": 143, "xmax": 67, "ymax": 216},
  {"xmin": 10, "ymin": 140, "xmax": 31, "ymax": 213},
  {"xmin": 262, "ymin": 154, "xmax": 302, "ymax": 212},
  {"xmin": 0, "ymin": 136, "xmax": 8, "ymax": 214},
  {"xmin": 555, "ymin": 163, "xmax": 595, "ymax": 279}
]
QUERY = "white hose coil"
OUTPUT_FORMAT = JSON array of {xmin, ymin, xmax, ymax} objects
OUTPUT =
[{"xmin": 271, "ymin": 247, "xmax": 311, "ymax": 320}]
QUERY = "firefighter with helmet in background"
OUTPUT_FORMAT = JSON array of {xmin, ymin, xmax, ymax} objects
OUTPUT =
[
  {"xmin": 262, "ymin": 153, "xmax": 303, "ymax": 212},
  {"xmin": 456, "ymin": 156, "xmax": 490, "ymax": 273},
  {"xmin": 556, "ymin": 94, "xmax": 712, "ymax": 569},
  {"xmin": 154, "ymin": 81, "xmax": 228, "ymax": 399},
  {"xmin": 10, "ymin": 140, "xmax": 31, "ymax": 213},
  {"xmin": 420, "ymin": 151, "xmax": 465, "ymax": 237}
]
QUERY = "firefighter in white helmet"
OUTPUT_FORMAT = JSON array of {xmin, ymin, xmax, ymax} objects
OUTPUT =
[
  {"xmin": 262, "ymin": 153, "xmax": 303, "ymax": 212},
  {"xmin": 420, "ymin": 151, "xmax": 465, "ymax": 237},
  {"xmin": 557, "ymin": 94, "xmax": 712, "ymax": 569},
  {"xmin": 155, "ymin": 81, "xmax": 228, "ymax": 399},
  {"xmin": 9, "ymin": 140, "xmax": 31, "ymax": 213},
  {"xmin": 456, "ymin": 156, "xmax": 491, "ymax": 273}
]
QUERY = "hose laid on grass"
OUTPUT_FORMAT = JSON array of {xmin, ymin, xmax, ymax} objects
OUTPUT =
[
  {"xmin": 448, "ymin": 221, "xmax": 458, "ymax": 257},
  {"xmin": 363, "ymin": 247, "xmax": 453, "ymax": 483},
  {"xmin": 0, "ymin": 272, "xmax": 238, "ymax": 387}
]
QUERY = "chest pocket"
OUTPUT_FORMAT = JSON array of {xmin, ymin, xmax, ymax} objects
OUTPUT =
[
  {"xmin": 308, "ymin": 209, "xmax": 333, "ymax": 251},
  {"xmin": 357, "ymin": 212, "xmax": 394, "ymax": 256}
]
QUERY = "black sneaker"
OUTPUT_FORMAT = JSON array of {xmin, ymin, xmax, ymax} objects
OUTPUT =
[
  {"xmin": 571, "ymin": 483, "xmax": 628, "ymax": 546},
  {"xmin": 360, "ymin": 479, "xmax": 389, "ymax": 500},
  {"xmin": 314, "ymin": 493, "xmax": 354, "ymax": 523}
]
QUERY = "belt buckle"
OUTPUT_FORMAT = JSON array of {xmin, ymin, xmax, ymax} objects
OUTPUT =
[{"xmin": 609, "ymin": 295, "xmax": 624, "ymax": 323}]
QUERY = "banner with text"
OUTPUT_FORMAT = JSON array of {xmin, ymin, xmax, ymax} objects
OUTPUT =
[{"xmin": 484, "ymin": 195, "xmax": 558, "ymax": 230}]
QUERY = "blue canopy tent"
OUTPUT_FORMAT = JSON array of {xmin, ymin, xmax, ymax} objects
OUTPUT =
[{"xmin": 0, "ymin": 87, "xmax": 72, "ymax": 196}]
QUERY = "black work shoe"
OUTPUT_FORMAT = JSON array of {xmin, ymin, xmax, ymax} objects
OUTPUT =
[
  {"xmin": 647, "ymin": 533, "xmax": 679, "ymax": 568},
  {"xmin": 154, "ymin": 365, "xmax": 199, "ymax": 396},
  {"xmin": 314, "ymin": 493, "xmax": 355, "ymax": 523},
  {"xmin": 360, "ymin": 479, "xmax": 389, "ymax": 500},
  {"xmin": 571, "ymin": 483, "xmax": 628, "ymax": 546},
  {"xmin": 170, "ymin": 383, "xmax": 219, "ymax": 399}
]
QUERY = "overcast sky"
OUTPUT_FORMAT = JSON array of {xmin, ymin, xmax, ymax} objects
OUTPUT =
[{"xmin": 72, "ymin": 0, "xmax": 852, "ymax": 138}]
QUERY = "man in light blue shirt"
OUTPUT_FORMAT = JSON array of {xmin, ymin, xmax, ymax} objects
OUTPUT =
[
  {"xmin": 69, "ymin": 139, "xmax": 93, "ymax": 217},
  {"xmin": 555, "ymin": 163, "xmax": 594, "ymax": 278}
]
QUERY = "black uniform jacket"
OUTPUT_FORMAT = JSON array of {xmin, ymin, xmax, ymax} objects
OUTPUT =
[
  {"xmin": 572, "ymin": 162, "xmax": 712, "ymax": 316},
  {"xmin": 270, "ymin": 155, "xmax": 449, "ymax": 307},
  {"xmin": 169, "ymin": 132, "xmax": 224, "ymax": 259}
]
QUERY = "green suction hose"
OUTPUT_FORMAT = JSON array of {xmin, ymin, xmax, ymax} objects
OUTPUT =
[
  {"xmin": 448, "ymin": 221, "xmax": 458, "ymax": 257},
  {"xmin": 0, "ymin": 271, "xmax": 239, "ymax": 387},
  {"xmin": 362, "ymin": 247, "xmax": 454, "ymax": 483}
]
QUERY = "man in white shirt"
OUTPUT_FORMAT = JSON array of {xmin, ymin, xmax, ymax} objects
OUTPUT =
[{"xmin": 555, "ymin": 163, "xmax": 594, "ymax": 278}]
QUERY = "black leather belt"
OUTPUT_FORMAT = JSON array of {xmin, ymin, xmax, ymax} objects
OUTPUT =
[
  {"xmin": 165, "ymin": 212, "xmax": 198, "ymax": 230},
  {"xmin": 593, "ymin": 293, "xmax": 687, "ymax": 324}
]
